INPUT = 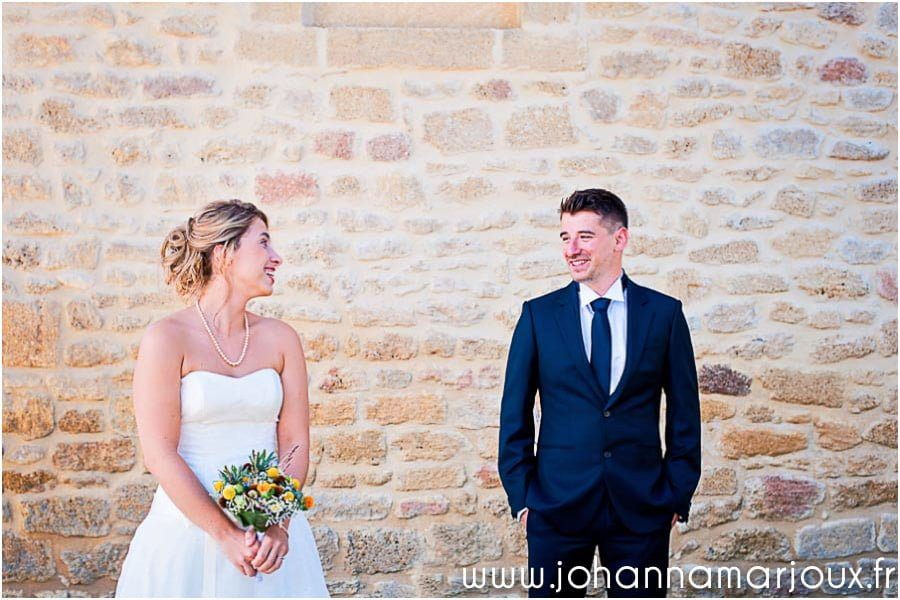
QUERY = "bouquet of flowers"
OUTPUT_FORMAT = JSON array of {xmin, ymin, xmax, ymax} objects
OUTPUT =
[{"xmin": 212, "ymin": 447, "xmax": 313, "ymax": 533}]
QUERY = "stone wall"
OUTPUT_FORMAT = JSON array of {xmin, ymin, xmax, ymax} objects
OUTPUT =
[{"xmin": 2, "ymin": 2, "xmax": 898, "ymax": 597}]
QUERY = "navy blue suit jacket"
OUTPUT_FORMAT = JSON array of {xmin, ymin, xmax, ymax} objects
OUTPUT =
[{"xmin": 498, "ymin": 274, "xmax": 701, "ymax": 535}]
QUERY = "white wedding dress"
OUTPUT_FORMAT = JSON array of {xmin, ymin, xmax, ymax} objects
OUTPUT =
[{"xmin": 116, "ymin": 368, "xmax": 329, "ymax": 597}]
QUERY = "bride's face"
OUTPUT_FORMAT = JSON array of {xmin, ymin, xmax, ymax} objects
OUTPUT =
[{"xmin": 225, "ymin": 218, "xmax": 282, "ymax": 297}]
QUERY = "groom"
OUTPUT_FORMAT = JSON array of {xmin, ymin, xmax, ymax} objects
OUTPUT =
[{"xmin": 498, "ymin": 189, "xmax": 701, "ymax": 597}]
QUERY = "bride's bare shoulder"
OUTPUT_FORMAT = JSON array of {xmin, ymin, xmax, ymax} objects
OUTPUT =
[
  {"xmin": 249, "ymin": 313, "xmax": 302, "ymax": 345},
  {"xmin": 141, "ymin": 309, "xmax": 195, "ymax": 349}
]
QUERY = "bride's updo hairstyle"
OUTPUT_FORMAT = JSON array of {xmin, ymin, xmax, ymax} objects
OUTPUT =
[{"xmin": 161, "ymin": 199, "xmax": 269, "ymax": 298}]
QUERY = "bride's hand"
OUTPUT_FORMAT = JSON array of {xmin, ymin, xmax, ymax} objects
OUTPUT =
[
  {"xmin": 217, "ymin": 526, "xmax": 260, "ymax": 577},
  {"xmin": 252, "ymin": 525, "xmax": 290, "ymax": 574}
]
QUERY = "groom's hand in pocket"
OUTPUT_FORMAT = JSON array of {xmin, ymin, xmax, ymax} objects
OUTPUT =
[{"xmin": 253, "ymin": 525, "xmax": 290, "ymax": 574}]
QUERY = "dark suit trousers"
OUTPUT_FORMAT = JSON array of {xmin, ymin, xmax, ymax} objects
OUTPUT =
[{"xmin": 526, "ymin": 495, "xmax": 671, "ymax": 598}]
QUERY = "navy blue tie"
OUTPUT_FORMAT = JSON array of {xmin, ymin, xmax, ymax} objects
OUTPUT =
[{"xmin": 590, "ymin": 298, "xmax": 612, "ymax": 396}]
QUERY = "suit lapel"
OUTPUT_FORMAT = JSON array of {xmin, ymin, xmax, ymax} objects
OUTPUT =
[
  {"xmin": 553, "ymin": 281, "xmax": 606, "ymax": 402},
  {"xmin": 608, "ymin": 273, "xmax": 653, "ymax": 409}
]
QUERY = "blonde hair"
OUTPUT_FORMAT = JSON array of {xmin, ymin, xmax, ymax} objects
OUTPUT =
[{"xmin": 160, "ymin": 199, "xmax": 269, "ymax": 298}]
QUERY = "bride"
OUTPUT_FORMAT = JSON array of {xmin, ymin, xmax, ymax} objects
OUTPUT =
[{"xmin": 116, "ymin": 200, "xmax": 329, "ymax": 597}]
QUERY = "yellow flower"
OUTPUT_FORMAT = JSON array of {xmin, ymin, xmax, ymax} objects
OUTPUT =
[
  {"xmin": 266, "ymin": 467, "xmax": 280, "ymax": 478},
  {"xmin": 303, "ymin": 495, "xmax": 314, "ymax": 510},
  {"xmin": 258, "ymin": 482, "xmax": 271, "ymax": 493},
  {"xmin": 283, "ymin": 492, "xmax": 295, "ymax": 502},
  {"xmin": 291, "ymin": 478, "xmax": 300, "ymax": 489},
  {"xmin": 223, "ymin": 485, "xmax": 236, "ymax": 500},
  {"xmin": 213, "ymin": 480, "xmax": 224, "ymax": 492}
]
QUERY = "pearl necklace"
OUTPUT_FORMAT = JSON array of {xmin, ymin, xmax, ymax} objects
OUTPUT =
[{"xmin": 195, "ymin": 301, "xmax": 249, "ymax": 367}]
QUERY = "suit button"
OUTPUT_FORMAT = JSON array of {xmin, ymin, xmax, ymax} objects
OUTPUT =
[
  {"xmin": 603, "ymin": 451, "xmax": 612, "ymax": 458},
  {"xmin": 603, "ymin": 411, "xmax": 611, "ymax": 417}
]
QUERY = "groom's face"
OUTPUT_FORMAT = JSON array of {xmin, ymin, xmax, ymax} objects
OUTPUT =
[{"xmin": 560, "ymin": 210, "xmax": 625, "ymax": 285}]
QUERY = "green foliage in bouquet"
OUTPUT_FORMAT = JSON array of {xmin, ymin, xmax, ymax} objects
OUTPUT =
[
  {"xmin": 248, "ymin": 449, "xmax": 277, "ymax": 472},
  {"xmin": 211, "ymin": 447, "xmax": 314, "ymax": 533}
]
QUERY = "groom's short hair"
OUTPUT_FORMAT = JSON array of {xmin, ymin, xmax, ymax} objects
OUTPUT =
[{"xmin": 559, "ymin": 188, "xmax": 628, "ymax": 231}]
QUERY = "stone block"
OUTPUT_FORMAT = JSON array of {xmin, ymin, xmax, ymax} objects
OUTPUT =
[
  {"xmin": 878, "ymin": 514, "xmax": 897, "ymax": 552},
  {"xmin": 58, "ymin": 409, "xmax": 104, "ymax": 434},
  {"xmin": 689, "ymin": 240, "xmax": 758, "ymax": 264},
  {"xmin": 744, "ymin": 474, "xmax": 825, "ymax": 521},
  {"xmin": 328, "ymin": 28, "xmax": 493, "ymax": 69},
  {"xmin": 705, "ymin": 527, "xmax": 792, "ymax": 560},
  {"xmin": 704, "ymin": 302, "xmax": 756, "ymax": 333},
  {"xmin": 2, "ymin": 238, "xmax": 43, "ymax": 270},
  {"xmin": 235, "ymin": 30, "xmax": 316, "ymax": 65},
  {"xmin": 391, "ymin": 431, "xmax": 465, "ymax": 461},
  {"xmin": 397, "ymin": 466, "xmax": 466, "ymax": 491},
  {"xmin": 797, "ymin": 266, "xmax": 869, "ymax": 299},
  {"xmin": 60, "ymin": 542, "xmax": 128, "ymax": 584},
  {"xmin": 314, "ymin": 130, "xmax": 354, "ymax": 160},
  {"xmin": 2, "ymin": 470, "xmax": 58, "ymax": 494},
  {"xmin": 255, "ymin": 171, "xmax": 319, "ymax": 204},
  {"xmin": 797, "ymin": 518, "xmax": 875, "ymax": 559},
  {"xmin": 698, "ymin": 364, "xmax": 752, "ymax": 396},
  {"xmin": 696, "ymin": 467, "xmax": 738, "ymax": 496},
  {"xmin": 104, "ymin": 39, "xmax": 161, "ymax": 67},
  {"xmin": 679, "ymin": 498, "xmax": 742, "ymax": 532},
  {"xmin": 863, "ymin": 419, "xmax": 897, "ymax": 448},
  {"xmin": 2, "ymin": 300, "xmax": 59, "ymax": 368},
  {"xmin": 3, "ymin": 129, "xmax": 42, "ymax": 165},
  {"xmin": 725, "ymin": 43, "xmax": 782, "ymax": 79},
  {"xmin": 830, "ymin": 480, "xmax": 897, "ymax": 510},
  {"xmin": 310, "ymin": 492, "xmax": 391, "ymax": 521},
  {"xmin": 159, "ymin": 13, "xmax": 217, "ymax": 37},
  {"xmin": 423, "ymin": 108, "xmax": 493, "ymax": 154},
  {"xmin": 502, "ymin": 31, "xmax": 587, "ymax": 71},
  {"xmin": 395, "ymin": 495, "xmax": 450, "ymax": 519},
  {"xmin": 330, "ymin": 86, "xmax": 393, "ymax": 122},
  {"xmin": 345, "ymin": 528, "xmax": 421, "ymax": 574},
  {"xmin": 308, "ymin": 3, "xmax": 518, "ymax": 27},
  {"xmin": 2, "ymin": 394, "xmax": 54, "ymax": 440},
  {"xmin": 198, "ymin": 139, "xmax": 268, "ymax": 165},
  {"xmin": 52, "ymin": 439, "xmax": 136, "ymax": 472},
  {"xmin": 598, "ymin": 50, "xmax": 669, "ymax": 78},
  {"xmin": 818, "ymin": 3, "xmax": 866, "ymax": 25},
  {"xmin": 11, "ymin": 34, "xmax": 74, "ymax": 67},
  {"xmin": 844, "ymin": 87, "xmax": 893, "ymax": 111},
  {"xmin": 115, "ymin": 482, "xmax": 155, "ymax": 522},
  {"xmin": 759, "ymin": 368, "xmax": 844, "ymax": 407},
  {"xmin": 471, "ymin": 79, "xmax": 513, "ymax": 101},
  {"xmin": 2, "ymin": 532, "xmax": 55, "ymax": 582},
  {"xmin": 323, "ymin": 430, "xmax": 386, "ymax": 465},
  {"xmin": 814, "ymin": 420, "xmax": 862, "ymax": 451},
  {"xmin": 3, "ymin": 175, "xmax": 52, "ymax": 203},
  {"xmin": 366, "ymin": 134, "xmax": 410, "ymax": 162},
  {"xmin": 812, "ymin": 335, "xmax": 876, "ymax": 363},
  {"xmin": 64, "ymin": 340, "xmax": 126, "ymax": 367},
  {"xmin": 719, "ymin": 426, "xmax": 808, "ymax": 459},
  {"xmin": 430, "ymin": 523, "xmax": 502, "ymax": 567},
  {"xmin": 820, "ymin": 57, "xmax": 868, "ymax": 85},
  {"xmin": 311, "ymin": 397, "xmax": 357, "ymax": 427},
  {"xmin": 22, "ymin": 496, "xmax": 110, "ymax": 537}
]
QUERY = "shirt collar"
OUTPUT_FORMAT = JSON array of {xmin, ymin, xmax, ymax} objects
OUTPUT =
[{"xmin": 579, "ymin": 274, "xmax": 626, "ymax": 309}]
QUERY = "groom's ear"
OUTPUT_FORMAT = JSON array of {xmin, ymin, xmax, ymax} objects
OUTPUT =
[{"xmin": 614, "ymin": 226, "xmax": 629, "ymax": 253}]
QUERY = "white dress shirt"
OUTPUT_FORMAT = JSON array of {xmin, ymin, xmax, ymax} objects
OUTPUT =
[{"xmin": 579, "ymin": 275, "xmax": 628, "ymax": 395}]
